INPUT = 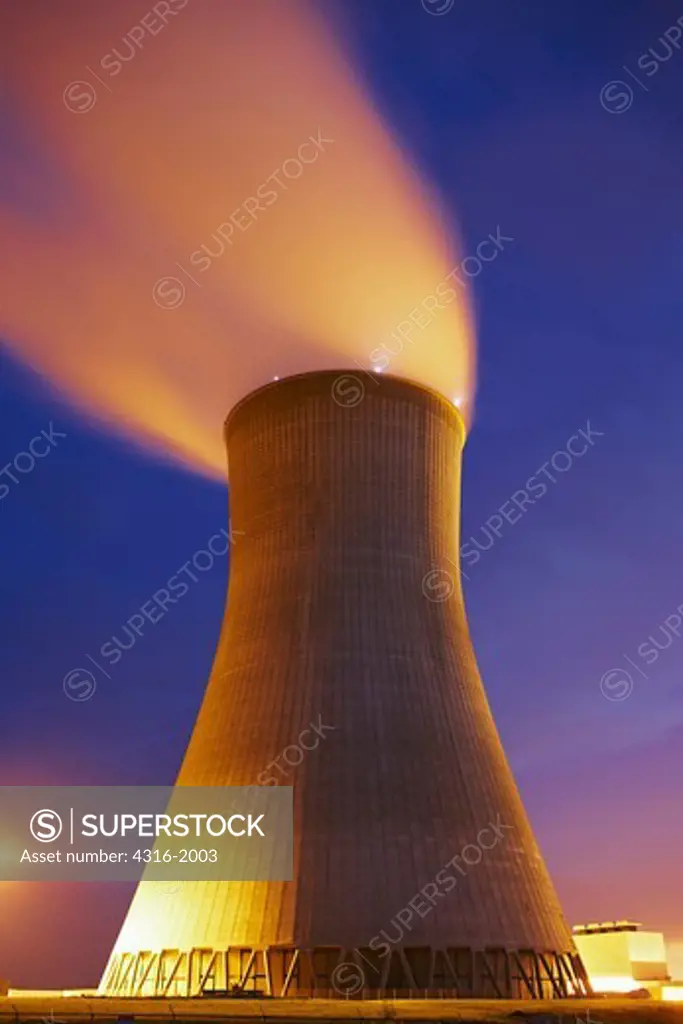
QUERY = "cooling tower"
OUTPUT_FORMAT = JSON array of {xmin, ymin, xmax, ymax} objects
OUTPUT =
[{"xmin": 100, "ymin": 370, "xmax": 590, "ymax": 1000}]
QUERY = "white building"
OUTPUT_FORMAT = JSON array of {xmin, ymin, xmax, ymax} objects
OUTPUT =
[{"xmin": 573, "ymin": 921, "xmax": 671, "ymax": 996}]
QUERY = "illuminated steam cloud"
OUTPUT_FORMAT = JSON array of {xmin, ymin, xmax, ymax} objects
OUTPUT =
[{"xmin": 0, "ymin": 0, "xmax": 473, "ymax": 478}]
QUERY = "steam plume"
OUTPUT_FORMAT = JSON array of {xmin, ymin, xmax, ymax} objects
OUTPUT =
[{"xmin": 0, "ymin": 0, "xmax": 473, "ymax": 478}]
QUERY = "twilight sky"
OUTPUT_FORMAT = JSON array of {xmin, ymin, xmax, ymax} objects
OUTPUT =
[{"xmin": 1, "ymin": 0, "xmax": 683, "ymax": 989}]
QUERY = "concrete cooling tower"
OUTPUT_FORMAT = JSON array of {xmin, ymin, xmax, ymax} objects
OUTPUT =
[{"xmin": 100, "ymin": 370, "xmax": 591, "ymax": 1000}]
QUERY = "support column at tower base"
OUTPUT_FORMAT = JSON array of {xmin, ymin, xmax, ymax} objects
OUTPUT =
[{"xmin": 101, "ymin": 946, "xmax": 593, "ymax": 999}]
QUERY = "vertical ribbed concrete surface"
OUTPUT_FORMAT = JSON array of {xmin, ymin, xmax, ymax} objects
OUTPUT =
[{"xmin": 103, "ymin": 371, "xmax": 577, "ymax": 993}]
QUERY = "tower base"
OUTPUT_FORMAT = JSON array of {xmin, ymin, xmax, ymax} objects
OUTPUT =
[{"xmin": 101, "ymin": 945, "xmax": 592, "ymax": 999}]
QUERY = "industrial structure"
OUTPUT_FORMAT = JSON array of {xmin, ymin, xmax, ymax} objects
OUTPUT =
[
  {"xmin": 100, "ymin": 371, "xmax": 590, "ymax": 999},
  {"xmin": 573, "ymin": 921, "xmax": 671, "ymax": 996}
]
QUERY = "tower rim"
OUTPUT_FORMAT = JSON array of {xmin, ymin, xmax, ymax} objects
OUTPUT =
[{"xmin": 225, "ymin": 369, "xmax": 467, "ymax": 445}]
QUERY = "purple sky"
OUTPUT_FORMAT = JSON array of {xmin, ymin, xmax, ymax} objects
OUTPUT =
[{"xmin": 1, "ymin": 0, "xmax": 682, "ymax": 988}]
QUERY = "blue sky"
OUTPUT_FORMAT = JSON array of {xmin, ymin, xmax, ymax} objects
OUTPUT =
[{"xmin": 1, "ymin": 0, "xmax": 682, "ymax": 986}]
